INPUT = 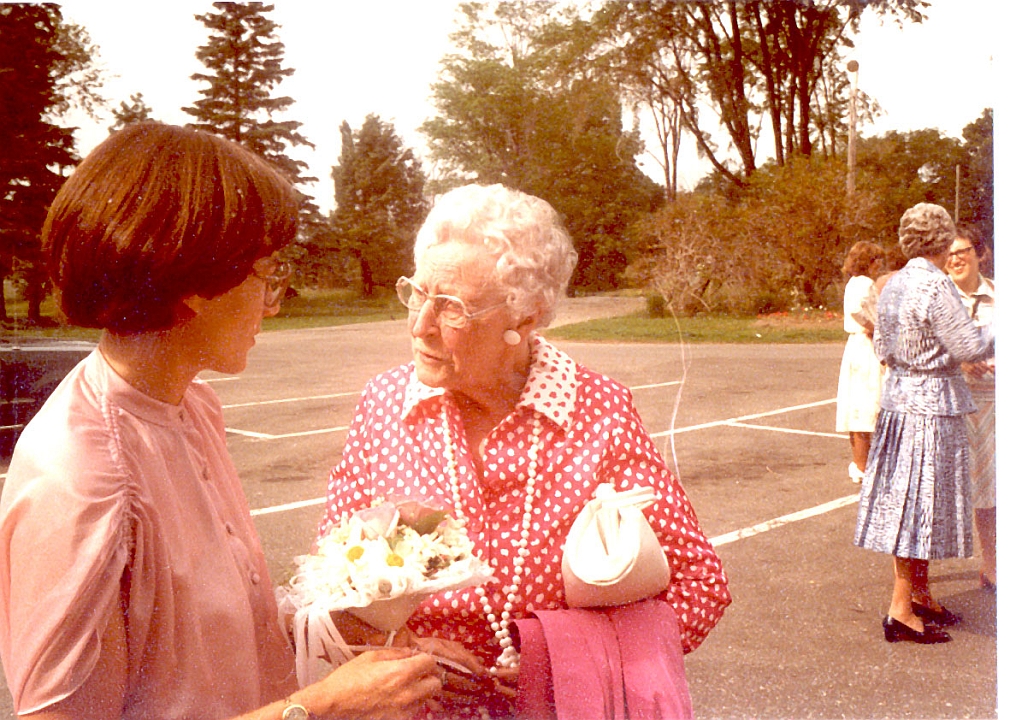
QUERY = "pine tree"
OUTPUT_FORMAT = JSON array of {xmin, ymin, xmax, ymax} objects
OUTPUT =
[
  {"xmin": 331, "ymin": 116, "xmax": 429, "ymax": 297},
  {"xmin": 0, "ymin": 4, "xmax": 88, "ymax": 324},
  {"xmin": 183, "ymin": 2, "xmax": 314, "ymax": 193},
  {"xmin": 108, "ymin": 92, "xmax": 153, "ymax": 134}
]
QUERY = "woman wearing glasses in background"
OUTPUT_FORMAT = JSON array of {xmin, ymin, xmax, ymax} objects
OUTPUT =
[
  {"xmin": 0, "ymin": 123, "xmax": 440, "ymax": 720},
  {"xmin": 320, "ymin": 183, "xmax": 730, "ymax": 717},
  {"xmin": 946, "ymin": 225, "xmax": 996, "ymax": 593}
]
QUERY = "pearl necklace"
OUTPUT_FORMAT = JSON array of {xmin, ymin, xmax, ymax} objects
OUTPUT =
[{"xmin": 442, "ymin": 398, "xmax": 541, "ymax": 670}]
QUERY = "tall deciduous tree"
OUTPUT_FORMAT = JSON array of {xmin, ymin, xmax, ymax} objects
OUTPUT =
[
  {"xmin": 331, "ymin": 115, "xmax": 429, "ymax": 297},
  {"xmin": 587, "ymin": 0, "xmax": 926, "ymax": 187},
  {"xmin": 423, "ymin": 0, "xmax": 662, "ymax": 290},
  {"xmin": 959, "ymin": 108, "xmax": 992, "ymax": 259},
  {"xmin": 183, "ymin": 2, "xmax": 315, "ymax": 204},
  {"xmin": 0, "ymin": 4, "xmax": 102, "ymax": 324},
  {"xmin": 854, "ymin": 127, "xmax": 964, "ymax": 250}
]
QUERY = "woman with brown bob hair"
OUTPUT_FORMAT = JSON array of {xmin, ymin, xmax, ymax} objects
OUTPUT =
[
  {"xmin": 47, "ymin": 121, "xmax": 298, "ymax": 333},
  {"xmin": 0, "ymin": 123, "xmax": 440, "ymax": 719}
]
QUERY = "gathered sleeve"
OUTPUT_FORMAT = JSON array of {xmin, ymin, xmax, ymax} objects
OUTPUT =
[
  {"xmin": 0, "ymin": 414, "xmax": 133, "ymax": 713},
  {"xmin": 593, "ymin": 386, "xmax": 731, "ymax": 653}
]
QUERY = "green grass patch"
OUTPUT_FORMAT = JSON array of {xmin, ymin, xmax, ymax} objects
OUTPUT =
[
  {"xmin": 544, "ymin": 314, "xmax": 844, "ymax": 344},
  {"xmin": 261, "ymin": 288, "xmax": 403, "ymax": 330},
  {"xmin": 4, "ymin": 288, "xmax": 843, "ymax": 344}
]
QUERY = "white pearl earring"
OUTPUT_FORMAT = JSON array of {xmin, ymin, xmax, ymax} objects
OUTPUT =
[{"xmin": 503, "ymin": 329, "xmax": 522, "ymax": 346}]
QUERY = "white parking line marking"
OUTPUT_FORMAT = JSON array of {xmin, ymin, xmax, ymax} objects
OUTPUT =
[
  {"xmin": 251, "ymin": 497, "xmax": 326, "ymax": 516},
  {"xmin": 631, "ymin": 380, "xmax": 683, "ymax": 391},
  {"xmin": 709, "ymin": 494, "xmax": 859, "ymax": 547},
  {"xmin": 225, "ymin": 426, "xmax": 349, "ymax": 439},
  {"xmin": 726, "ymin": 422, "xmax": 847, "ymax": 439},
  {"xmin": 650, "ymin": 398, "xmax": 836, "ymax": 438}
]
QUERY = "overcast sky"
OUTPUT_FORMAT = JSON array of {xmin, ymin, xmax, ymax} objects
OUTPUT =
[{"xmin": 58, "ymin": 0, "xmax": 999, "ymax": 213}]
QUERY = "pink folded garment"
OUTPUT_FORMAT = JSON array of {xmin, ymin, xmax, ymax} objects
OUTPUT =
[{"xmin": 512, "ymin": 600, "xmax": 693, "ymax": 720}]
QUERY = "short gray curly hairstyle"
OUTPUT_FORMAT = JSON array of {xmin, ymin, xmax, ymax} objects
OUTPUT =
[
  {"xmin": 898, "ymin": 203, "xmax": 956, "ymax": 259},
  {"xmin": 413, "ymin": 184, "xmax": 578, "ymax": 327}
]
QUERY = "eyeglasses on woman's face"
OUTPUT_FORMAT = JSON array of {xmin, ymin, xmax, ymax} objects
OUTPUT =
[
  {"xmin": 251, "ymin": 256, "xmax": 293, "ymax": 310},
  {"xmin": 395, "ymin": 276, "xmax": 506, "ymax": 329}
]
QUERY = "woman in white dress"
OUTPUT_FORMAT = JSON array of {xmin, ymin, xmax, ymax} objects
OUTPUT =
[{"xmin": 835, "ymin": 241, "xmax": 886, "ymax": 483}]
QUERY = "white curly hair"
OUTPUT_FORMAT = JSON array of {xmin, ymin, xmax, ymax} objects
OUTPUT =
[
  {"xmin": 413, "ymin": 184, "xmax": 578, "ymax": 327},
  {"xmin": 898, "ymin": 203, "xmax": 956, "ymax": 259}
]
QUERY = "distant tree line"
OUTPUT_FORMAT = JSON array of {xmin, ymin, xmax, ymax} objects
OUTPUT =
[{"xmin": 1, "ymin": 0, "xmax": 994, "ymax": 325}]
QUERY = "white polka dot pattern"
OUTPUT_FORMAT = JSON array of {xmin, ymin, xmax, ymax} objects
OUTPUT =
[{"xmin": 321, "ymin": 335, "xmax": 730, "ymax": 668}]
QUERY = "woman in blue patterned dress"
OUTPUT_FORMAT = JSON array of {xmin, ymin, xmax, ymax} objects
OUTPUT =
[{"xmin": 854, "ymin": 204, "xmax": 994, "ymax": 644}]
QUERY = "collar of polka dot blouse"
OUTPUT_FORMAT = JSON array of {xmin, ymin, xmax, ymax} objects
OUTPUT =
[{"xmin": 442, "ymin": 397, "xmax": 542, "ymax": 671}]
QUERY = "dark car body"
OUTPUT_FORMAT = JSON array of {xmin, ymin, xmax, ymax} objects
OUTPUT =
[{"xmin": 1, "ymin": 338, "xmax": 96, "ymax": 457}]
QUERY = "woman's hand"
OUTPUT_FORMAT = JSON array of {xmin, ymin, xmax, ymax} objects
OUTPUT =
[
  {"xmin": 410, "ymin": 636, "xmax": 486, "ymax": 675},
  {"xmin": 410, "ymin": 637, "xmax": 517, "ymax": 717},
  {"xmin": 303, "ymin": 647, "xmax": 441, "ymax": 720},
  {"xmin": 961, "ymin": 360, "xmax": 993, "ymax": 379}
]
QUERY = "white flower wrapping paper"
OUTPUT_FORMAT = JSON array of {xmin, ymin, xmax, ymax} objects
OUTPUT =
[{"xmin": 276, "ymin": 498, "xmax": 493, "ymax": 687}]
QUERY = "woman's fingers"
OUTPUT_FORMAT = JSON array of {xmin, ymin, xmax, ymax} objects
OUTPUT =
[{"xmin": 411, "ymin": 635, "xmax": 487, "ymax": 675}]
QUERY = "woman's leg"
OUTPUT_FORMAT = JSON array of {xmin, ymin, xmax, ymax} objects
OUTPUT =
[
  {"xmin": 890, "ymin": 557, "xmax": 925, "ymax": 630},
  {"xmin": 850, "ymin": 432, "xmax": 872, "ymax": 472},
  {"xmin": 975, "ymin": 507, "xmax": 997, "ymax": 586}
]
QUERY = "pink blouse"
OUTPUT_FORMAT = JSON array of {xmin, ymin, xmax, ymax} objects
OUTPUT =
[
  {"xmin": 0, "ymin": 351, "xmax": 296, "ymax": 718},
  {"xmin": 323, "ymin": 336, "xmax": 730, "ymax": 668}
]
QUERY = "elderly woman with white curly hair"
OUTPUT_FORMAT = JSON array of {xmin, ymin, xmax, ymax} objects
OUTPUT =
[
  {"xmin": 320, "ymin": 183, "xmax": 730, "ymax": 717},
  {"xmin": 854, "ymin": 203, "xmax": 994, "ymax": 645}
]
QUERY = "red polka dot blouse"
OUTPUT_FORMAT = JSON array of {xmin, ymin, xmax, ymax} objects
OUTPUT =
[{"xmin": 322, "ymin": 335, "xmax": 730, "ymax": 668}]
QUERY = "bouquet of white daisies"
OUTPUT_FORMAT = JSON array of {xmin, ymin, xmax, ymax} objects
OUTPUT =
[{"xmin": 277, "ymin": 497, "xmax": 493, "ymax": 686}]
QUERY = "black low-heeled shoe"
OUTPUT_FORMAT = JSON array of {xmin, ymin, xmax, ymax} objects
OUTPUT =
[
  {"xmin": 912, "ymin": 602, "xmax": 962, "ymax": 627},
  {"xmin": 883, "ymin": 616, "xmax": 952, "ymax": 644}
]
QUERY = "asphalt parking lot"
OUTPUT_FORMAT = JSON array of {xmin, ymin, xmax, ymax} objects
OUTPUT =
[{"xmin": 0, "ymin": 301, "xmax": 1001, "ymax": 718}]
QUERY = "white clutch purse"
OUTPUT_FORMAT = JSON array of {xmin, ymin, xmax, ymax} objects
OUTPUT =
[{"xmin": 561, "ymin": 483, "xmax": 670, "ymax": 608}]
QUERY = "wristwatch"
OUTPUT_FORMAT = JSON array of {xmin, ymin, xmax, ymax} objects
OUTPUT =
[{"xmin": 281, "ymin": 698, "xmax": 310, "ymax": 720}]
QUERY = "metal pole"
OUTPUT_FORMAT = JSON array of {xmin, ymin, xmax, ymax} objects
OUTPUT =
[
  {"xmin": 955, "ymin": 164, "xmax": 961, "ymax": 221},
  {"xmin": 847, "ymin": 60, "xmax": 859, "ymax": 196}
]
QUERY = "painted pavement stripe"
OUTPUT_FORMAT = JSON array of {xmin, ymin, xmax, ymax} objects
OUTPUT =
[{"xmin": 708, "ymin": 494, "xmax": 859, "ymax": 547}]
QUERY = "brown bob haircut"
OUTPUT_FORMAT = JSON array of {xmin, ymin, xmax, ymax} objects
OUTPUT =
[
  {"xmin": 841, "ymin": 240, "xmax": 885, "ymax": 278},
  {"xmin": 44, "ymin": 122, "xmax": 300, "ymax": 333}
]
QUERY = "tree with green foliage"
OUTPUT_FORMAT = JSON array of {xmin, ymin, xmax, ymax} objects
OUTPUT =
[
  {"xmin": 183, "ymin": 2, "xmax": 315, "ymax": 206},
  {"xmin": 423, "ymin": 0, "xmax": 663, "ymax": 290},
  {"xmin": 585, "ymin": 0, "xmax": 925, "ymax": 188},
  {"xmin": 631, "ymin": 154, "xmax": 884, "ymax": 314},
  {"xmin": 855, "ymin": 127, "xmax": 964, "ymax": 249},
  {"xmin": 0, "ymin": 4, "xmax": 103, "ymax": 324},
  {"xmin": 958, "ymin": 108, "xmax": 992, "ymax": 257},
  {"xmin": 331, "ymin": 115, "xmax": 429, "ymax": 297},
  {"xmin": 108, "ymin": 91, "xmax": 153, "ymax": 133}
]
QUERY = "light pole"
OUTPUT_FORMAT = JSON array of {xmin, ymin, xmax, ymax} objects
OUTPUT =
[{"xmin": 847, "ymin": 60, "xmax": 859, "ymax": 196}]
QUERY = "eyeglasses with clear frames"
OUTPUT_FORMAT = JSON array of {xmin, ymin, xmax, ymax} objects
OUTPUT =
[
  {"xmin": 395, "ymin": 276, "xmax": 506, "ymax": 328},
  {"xmin": 252, "ymin": 257, "xmax": 293, "ymax": 310}
]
